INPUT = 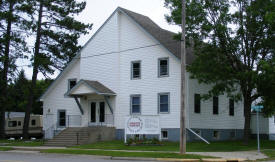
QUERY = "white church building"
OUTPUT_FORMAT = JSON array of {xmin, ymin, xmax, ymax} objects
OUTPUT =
[{"xmin": 40, "ymin": 7, "xmax": 245, "ymax": 142}]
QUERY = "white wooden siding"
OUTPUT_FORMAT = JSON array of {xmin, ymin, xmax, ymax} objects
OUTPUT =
[
  {"xmin": 42, "ymin": 9, "xmax": 245, "ymax": 133},
  {"xmin": 43, "ymin": 60, "xmax": 81, "ymax": 131}
]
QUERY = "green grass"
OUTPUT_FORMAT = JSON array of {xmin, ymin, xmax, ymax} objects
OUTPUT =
[
  {"xmin": 0, "ymin": 147, "xmax": 13, "ymax": 151},
  {"xmin": 72, "ymin": 140, "xmax": 275, "ymax": 152},
  {"xmin": 0, "ymin": 139, "xmax": 44, "ymax": 146},
  {"xmin": 259, "ymin": 150, "xmax": 275, "ymax": 161},
  {"xmin": 41, "ymin": 149, "xmax": 213, "ymax": 159}
]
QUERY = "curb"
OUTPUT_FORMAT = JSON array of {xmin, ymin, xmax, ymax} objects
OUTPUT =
[
  {"xmin": 111, "ymin": 157, "xmax": 156, "ymax": 161},
  {"xmin": 156, "ymin": 158, "xmax": 247, "ymax": 162},
  {"xmin": 157, "ymin": 158, "xmax": 200, "ymax": 162}
]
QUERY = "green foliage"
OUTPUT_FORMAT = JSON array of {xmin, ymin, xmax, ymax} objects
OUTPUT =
[
  {"xmin": 29, "ymin": 0, "xmax": 92, "ymax": 75},
  {"xmin": 6, "ymin": 70, "xmax": 53, "ymax": 114},
  {"xmin": 164, "ymin": 0, "xmax": 275, "ymax": 116}
]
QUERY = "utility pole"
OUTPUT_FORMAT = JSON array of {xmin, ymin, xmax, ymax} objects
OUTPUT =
[{"xmin": 180, "ymin": 0, "xmax": 187, "ymax": 154}]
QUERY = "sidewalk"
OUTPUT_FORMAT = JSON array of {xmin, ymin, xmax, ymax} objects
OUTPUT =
[{"xmin": 2, "ymin": 146, "xmax": 268, "ymax": 161}]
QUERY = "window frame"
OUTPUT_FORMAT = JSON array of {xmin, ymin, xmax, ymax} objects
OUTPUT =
[
  {"xmin": 229, "ymin": 99, "xmax": 234, "ymax": 116},
  {"xmin": 68, "ymin": 78, "xmax": 77, "ymax": 90},
  {"xmin": 213, "ymin": 130, "xmax": 220, "ymax": 140},
  {"xmin": 8, "ymin": 121, "xmax": 17, "ymax": 127},
  {"xmin": 131, "ymin": 60, "xmax": 141, "ymax": 80},
  {"xmin": 161, "ymin": 130, "xmax": 168, "ymax": 140},
  {"xmin": 194, "ymin": 94, "xmax": 201, "ymax": 113},
  {"xmin": 213, "ymin": 96, "xmax": 219, "ymax": 115},
  {"xmin": 158, "ymin": 92, "xmax": 170, "ymax": 114},
  {"xmin": 130, "ymin": 94, "xmax": 141, "ymax": 114},
  {"xmin": 158, "ymin": 57, "xmax": 169, "ymax": 77},
  {"xmin": 31, "ymin": 119, "xmax": 36, "ymax": 126}
]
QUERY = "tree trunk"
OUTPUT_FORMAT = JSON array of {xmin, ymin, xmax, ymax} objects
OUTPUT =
[
  {"xmin": 243, "ymin": 95, "xmax": 252, "ymax": 144},
  {"xmin": 0, "ymin": 1, "xmax": 14, "ymax": 139},
  {"xmin": 23, "ymin": 1, "xmax": 43, "ymax": 139}
]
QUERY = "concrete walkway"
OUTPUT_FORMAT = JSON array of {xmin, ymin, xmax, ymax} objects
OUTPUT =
[{"xmin": 3, "ymin": 146, "xmax": 268, "ymax": 161}]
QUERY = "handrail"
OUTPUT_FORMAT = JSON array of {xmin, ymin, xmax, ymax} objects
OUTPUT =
[{"xmin": 187, "ymin": 128, "xmax": 210, "ymax": 144}]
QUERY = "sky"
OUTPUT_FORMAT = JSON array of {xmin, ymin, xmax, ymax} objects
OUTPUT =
[{"xmin": 19, "ymin": 0, "xmax": 181, "ymax": 80}]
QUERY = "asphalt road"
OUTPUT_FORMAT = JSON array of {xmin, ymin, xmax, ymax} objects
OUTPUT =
[{"xmin": 0, "ymin": 151, "xmax": 153, "ymax": 162}]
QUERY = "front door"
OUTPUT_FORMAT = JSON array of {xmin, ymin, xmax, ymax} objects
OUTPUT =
[
  {"xmin": 90, "ymin": 101, "xmax": 105, "ymax": 125},
  {"xmin": 58, "ymin": 110, "xmax": 66, "ymax": 127}
]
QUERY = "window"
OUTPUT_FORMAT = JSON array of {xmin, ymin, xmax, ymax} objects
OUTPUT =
[
  {"xmin": 194, "ymin": 94, "xmax": 201, "ymax": 113},
  {"xmin": 158, "ymin": 93, "xmax": 169, "ymax": 113},
  {"xmin": 229, "ymin": 99, "xmax": 234, "ymax": 116},
  {"xmin": 131, "ymin": 61, "xmax": 141, "ymax": 79},
  {"xmin": 131, "ymin": 95, "xmax": 141, "ymax": 114},
  {"xmin": 68, "ymin": 79, "xmax": 77, "ymax": 90},
  {"xmin": 213, "ymin": 96, "xmax": 219, "ymax": 114},
  {"xmin": 213, "ymin": 130, "xmax": 219, "ymax": 139},
  {"xmin": 8, "ymin": 121, "xmax": 17, "ymax": 127},
  {"xmin": 18, "ymin": 121, "xmax": 21, "ymax": 126},
  {"xmin": 158, "ymin": 58, "xmax": 169, "ymax": 77},
  {"xmin": 31, "ymin": 119, "xmax": 36, "ymax": 126},
  {"xmin": 230, "ymin": 131, "xmax": 236, "ymax": 139},
  {"xmin": 161, "ymin": 130, "xmax": 168, "ymax": 139}
]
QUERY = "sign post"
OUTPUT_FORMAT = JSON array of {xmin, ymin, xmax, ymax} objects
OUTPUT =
[{"xmin": 252, "ymin": 105, "xmax": 264, "ymax": 153}]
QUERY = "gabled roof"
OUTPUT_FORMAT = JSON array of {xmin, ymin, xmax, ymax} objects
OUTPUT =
[
  {"xmin": 40, "ymin": 7, "xmax": 194, "ymax": 101},
  {"xmin": 65, "ymin": 79, "xmax": 116, "ymax": 97},
  {"xmin": 118, "ymin": 7, "xmax": 195, "ymax": 64}
]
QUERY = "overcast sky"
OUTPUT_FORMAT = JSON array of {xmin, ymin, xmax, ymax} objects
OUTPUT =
[{"xmin": 19, "ymin": 0, "xmax": 181, "ymax": 80}]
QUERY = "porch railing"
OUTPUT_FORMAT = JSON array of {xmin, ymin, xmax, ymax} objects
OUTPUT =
[
  {"xmin": 66, "ymin": 115, "xmax": 82, "ymax": 127},
  {"xmin": 88, "ymin": 114, "xmax": 114, "ymax": 127}
]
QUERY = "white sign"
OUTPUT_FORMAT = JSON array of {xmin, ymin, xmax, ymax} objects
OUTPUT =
[{"xmin": 125, "ymin": 115, "xmax": 160, "ymax": 135}]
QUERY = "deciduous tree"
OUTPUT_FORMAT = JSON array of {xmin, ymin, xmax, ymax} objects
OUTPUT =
[{"xmin": 164, "ymin": 0, "xmax": 275, "ymax": 143}]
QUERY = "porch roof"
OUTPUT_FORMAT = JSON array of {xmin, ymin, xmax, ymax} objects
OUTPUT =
[{"xmin": 64, "ymin": 79, "xmax": 116, "ymax": 97}]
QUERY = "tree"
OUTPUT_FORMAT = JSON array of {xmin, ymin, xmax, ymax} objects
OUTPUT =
[
  {"xmin": 7, "ymin": 70, "xmax": 53, "ymax": 114},
  {"xmin": 0, "ymin": 0, "xmax": 32, "ymax": 139},
  {"xmin": 23, "ymin": 0, "xmax": 92, "ymax": 139},
  {"xmin": 164, "ymin": 0, "xmax": 275, "ymax": 143}
]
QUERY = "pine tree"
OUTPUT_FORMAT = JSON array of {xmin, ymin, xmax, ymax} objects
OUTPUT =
[
  {"xmin": 0, "ymin": 0, "xmax": 32, "ymax": 139},
  {"xmin": 23, "ymin": 0, "xmax": 92, "ymax": 139}
]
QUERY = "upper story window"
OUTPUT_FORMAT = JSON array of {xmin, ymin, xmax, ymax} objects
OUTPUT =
[
  {"xmin": 158, "ymin": 58, "xmax": 169, "ymax": 77},
  {"xmin": 68, "ymin": 79, "xmax": 77, "ymax": 90},
  {"xmin": 213, "ymin": 96, "xmax": 219, "ymax": 115},
  {"xmin": 158, "ymin": 93, "xmax": 170, "ymax": 113},
  {"xmin": 229, "ymin": 99, "xmax": 234, "ymax": 116},
  {"xmin": 131, "ymin": 61, "xmax": 141, "ymax": 79},
  {"xmin": 130, "ymin": 95, "xmax": 141, "ymax": 114},
  {"xmin": 194, "ymin": 94, "xmax": 201, "ymax": 113}
]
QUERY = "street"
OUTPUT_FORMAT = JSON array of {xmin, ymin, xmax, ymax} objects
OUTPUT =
[{"xmin": 0, "ymin": 151, "xmax": 153, "ymax": 162}]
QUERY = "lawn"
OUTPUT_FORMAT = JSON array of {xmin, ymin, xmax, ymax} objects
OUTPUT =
[
  {"xmin": 41, "ymin": 149, "xmax": 213, "ymax": 159},
  {"xmin": 0, "ymin": 139, "xmax": 44, "ymax": 146},
  {"xmin": 0, "ymin": 147, "xmax": 13, "ymax": 151},
  {"xmin": 260, "ymin": 150, "xmax": 275, "ymax": 161},
  {"xmin": 72, "ymin": 140, "xmax": 275, "ymax": 152}
]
